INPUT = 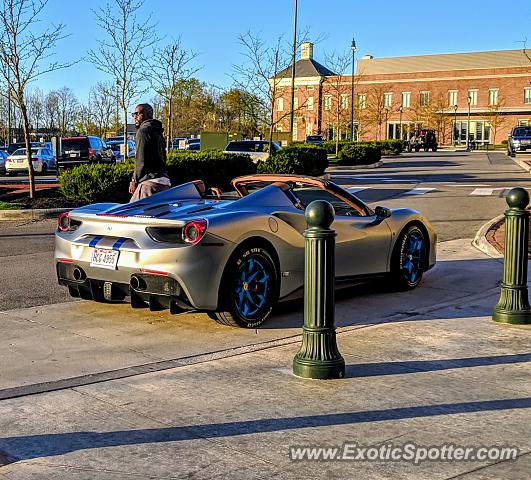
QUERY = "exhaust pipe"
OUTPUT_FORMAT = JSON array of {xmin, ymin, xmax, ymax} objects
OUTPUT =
[
  {"xmin": 130, "ymin": 275, "xmax": 147, "ymax": 291},
  {"xmin": 72, "ymin": 267, "xmax": 86, "ymax": 282}
]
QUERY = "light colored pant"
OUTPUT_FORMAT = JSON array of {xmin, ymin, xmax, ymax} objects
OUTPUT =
[{"xmin": 130, "ymin": 180, "xmax": 170, "ymax": 202}]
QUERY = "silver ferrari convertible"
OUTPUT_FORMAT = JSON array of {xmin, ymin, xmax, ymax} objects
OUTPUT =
[{"xmin": 55, "ymin": 174, "xmax": 436, "ymax": 328}]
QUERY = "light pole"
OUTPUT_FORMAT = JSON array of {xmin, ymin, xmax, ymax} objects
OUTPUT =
[
  {"xmin": 466, "ymin": 96, "xmax": 471, "ymax": 151},
  {"xmin": 453, "ymin": 104, "xmax": 458, "ymax": 146},
  {"xmin": 289, "ymin": 0, "xmax": 298, "ymax": 142},
  {"xmin": 350, "ymin": 38, "xmax": 356, "ymax": 141},
  {"xmin": 399, "ymin": 105, "xmax": 403, "ymax": 140}
]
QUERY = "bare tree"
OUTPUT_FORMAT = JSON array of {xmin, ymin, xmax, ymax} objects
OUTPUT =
[
  {"xmin": 232, "ymin": 32, "xmax": 292, "ymax": 147},
  {"xmin": 148, "ymin": 37, "xmax": 199, "ymax": 151},
  {"xmin": 323, "ymin": 51, "xmax": 353, "ymax": 155},
  {"xmin": 0, "ymin": 0, "xmax": 71, "ymax": 198},
  {"xmin": 27, "ymin": 88, "xmax": 44, "ymax": 140},
  {"xmin": 364, "ymin": 84, "xmax": 395, "ymax": 140},
  {"xmin": 217, "ymin": 87, "xmax": 261, "ymax": 139},
  {"xmin": 55, "ymin": 87, "xmax": 78, "ymax": 136},
  {"xmin": 43, "ymin": 90, "xmax": 59, "ymax": 135},
  {"xmin": 89, "ymin": 81, "xmax": 116, "ymax": 137},
  {"xmin": 484, "ymin": 94, "xmax": 509, "ymax": 147},
  {"xmin": 88, "ymin": 0, "xmax": 157, "ymax": 155}
]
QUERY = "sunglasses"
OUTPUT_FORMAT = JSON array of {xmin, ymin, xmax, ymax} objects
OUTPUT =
[{"xmin": 131, "ymin": 111, "xmax": 143, "ymax": 117}]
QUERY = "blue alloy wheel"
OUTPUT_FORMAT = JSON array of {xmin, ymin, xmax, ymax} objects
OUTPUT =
[
  {"xmin": 234, "ymin": 256, "xmax": 270, "ymax": 318},
  {"xmin": 211, "ymin": 246, "xmax": 278, "ymax": 328},
  {"xmin": 401, "ymin": 230, "xmax": 423, "ymax": 284},
  {"xmin": 392, "ymin": 225, "xmax": 426, "ymax": 290}
]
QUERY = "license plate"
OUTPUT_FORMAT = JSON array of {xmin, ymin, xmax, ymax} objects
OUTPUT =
[
  {"xmin": 70, "ymin": 153, "xmax": 78, "ymax": 157},
  {"xmin": 90, "ymin": 248, "xmax": 119, "ymax": 270},
  {"xmin": 16, "ymin": 159, "xmax": 24, "ymax": 163}
]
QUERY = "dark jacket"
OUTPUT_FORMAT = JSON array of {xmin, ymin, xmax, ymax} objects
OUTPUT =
[{"xmin": 133, "ymin": 119, "xmax": 168, "ymax": 185}]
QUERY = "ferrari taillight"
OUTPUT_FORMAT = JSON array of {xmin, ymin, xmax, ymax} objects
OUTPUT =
[
  {"xmin": 57, "ymin": 212, "xmax": 71, "ymax": 231},
  {"xmin": 57, "ymin": 212, "xmax": 80, "ymax": 232},
  {"xmin": 182, "ymin": 219, "xmax": 207, "ymax": 244}
]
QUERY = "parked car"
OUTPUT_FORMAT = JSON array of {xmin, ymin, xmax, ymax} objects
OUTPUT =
[
  {"xmin": 170, "ymin": 138, "xmax": 187, "ymax": 150},
  {"xmin": 0, "ymin": 150, "xmax": 7, "ymax": 174},
  {"xmin": 305, "ymin": 135, "xmax": 325, "ymax": 145},
  {"xmin": 58, "ymin": 136, "xmax": 115, "ymax": 172},
  {"xmin": 407, "ymin": 129, "xmax": 437, "ymax": 152},
  {"xmin": 106, "ymin": 139, "xmax": 135, "ymax": 161},
  {"xmin": 184, "ymin": 138, "xmax": 200, "ymax": 151},
  {"xmin": 224, "ymin": 140, "xmax": 280, "ymax": 162},
  {"xmin": 507, "ymin": 126, "xmax": 531, "ymax": 157},
  {"xmin": 5, "ymin": 147, "xmax": 56, "ymax": 175},
  {"xmin": 55, "ymin": 174, "xmax": 436, "ymax": 328}
]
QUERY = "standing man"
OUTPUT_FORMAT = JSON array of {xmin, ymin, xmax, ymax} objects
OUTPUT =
[{"xmin": 129, "ymin": 103, "xmax": 171, "ymax": 202}]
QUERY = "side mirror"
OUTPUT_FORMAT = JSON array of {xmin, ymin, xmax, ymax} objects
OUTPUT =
[{"xmin": 375, "ymin": 206, "xmax": 391, "ymax": 219}]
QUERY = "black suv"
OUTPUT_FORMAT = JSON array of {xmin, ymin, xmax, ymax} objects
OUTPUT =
[
  {"xmin": 507, "ymin": 126, "xmax": 531, "ymax": 157},
  {"xmin": 58, "ymin": 136, "xmax": 115, "ymax": 172}
]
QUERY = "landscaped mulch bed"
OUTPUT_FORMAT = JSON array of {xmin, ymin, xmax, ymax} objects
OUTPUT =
[{"xmin": 0, "ymin": 188, "xmax": 88, "ymax": 210}]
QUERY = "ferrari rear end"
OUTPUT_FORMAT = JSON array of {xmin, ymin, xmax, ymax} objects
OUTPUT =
[{"xmin": 55, "ymin": 203, "xmax": 232, "ymax": 312}]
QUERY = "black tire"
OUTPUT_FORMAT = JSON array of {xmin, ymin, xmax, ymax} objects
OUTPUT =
[
  {"xmin": 210, "ymin": 246, "xmax": 278, "ymax": 328},
  {"xmin": 415, "ymin": 146, "xmax": 420, "ymax": 152},
  {"xmin": 432, "ymin": 144, "xmax": 437, "ymax": 152},
  {"xmin": 41, "ymin": 163, "xmax": 47, "ymax": 175},
  {"xmin": 390, "ymin": 225, "xmax": 426, "ymax": 291}
]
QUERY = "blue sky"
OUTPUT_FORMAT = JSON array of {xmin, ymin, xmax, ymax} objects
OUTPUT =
[{"xmin": 38, "ymin": 0, "xmax": 531, "ymax": 103}]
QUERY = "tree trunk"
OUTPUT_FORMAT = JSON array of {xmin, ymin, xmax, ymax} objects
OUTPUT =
[
  {"xmin": 167, "ymin": 96, "xmax": 172, "ymax": 152},
  {"xmin": 123, "ymin": 106, "xmax": 128, "ymax": 157},
  {"xmin": 20, "ymin": 103, "xmax": 36, "ymax": 199}
]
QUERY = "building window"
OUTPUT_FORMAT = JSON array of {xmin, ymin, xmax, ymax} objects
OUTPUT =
[
  {"xmin": 401, "ymin": 92, "xmax": 411, "ymax": 108},
  {"xmin": 306, "ymin": 122, "xmax": 313, "ymax": 135},
  {"xmin": 419, "ymin": 91, "xmax": 430, "ymax": 107},
  {"xmin": 307, "ymin": 85, "xmax": 314, "ymax": 91},
  {"xmin": 340, "ymin": 94, "xmax": 349, "ymax": 110},
  {"xmin": 524, "ymin": 88, "xmax": 531, "ymax": 104},
  {"xmin": 324, "ymin": 95, "xmax": 332, "ymax": 111},
  {"xmin": 448, "ymin": 90, "xmax": 458, "ymax": 107},
  {"xmin": 292, "ymin": 122, "xmax": 298, "ymax": 141},
  {"xmin": 384, "ymin": 92, "xmax": 392, "ymax": 107},
  {"xmin": 358, "ymin": 93, "xmax": 366, "ymax": 109},
  {"xmin": 488, "ymin": 89, "xmax": 498, "ymax": 106},
  {"xmin": 277, "ymin": 98, "xmax": 284, "ymax": 112},
  {"xmin": 468, "ymin": 90, "xmax": 478, "ymax": 106},
  {"xmin": 293, "ymin": 97, "xmax": 299, "ymax": 110},
  {"xmin": 307, "ymin": 96, "xmax": 314, "ymax": 110}
]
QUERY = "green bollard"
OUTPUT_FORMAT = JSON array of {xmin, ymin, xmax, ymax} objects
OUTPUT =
[
  {"xmin": 492, "ymin": 187, "xmax": 531, "ymax": 325},
  {"xmin": 293, "ymin": 200, "xmax": 345, "ymax": 379}
]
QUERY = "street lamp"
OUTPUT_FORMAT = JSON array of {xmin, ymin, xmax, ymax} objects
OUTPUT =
[
  {"xmin": 453, "ymin": 104, "xmax": 458, "ymax": 146},
  {"xmin": 466, "ymin": 96, "xmax": 472, "ymax": 151},
  {"xmin": 350, "ymin": 38, "xmax": 356, "ymax": 141},
  {"xmin": 399, "ymin": 105, "xmax": 403, "ymax": 140},
  {"xmin": 289, "ymin": 0, "xmax": 298, "ymax": 142}
]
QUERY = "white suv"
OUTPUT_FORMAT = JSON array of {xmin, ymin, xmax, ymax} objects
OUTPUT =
[{"xmin": 224, "ymin": 140, "xmax": 280, "ymax": 163}]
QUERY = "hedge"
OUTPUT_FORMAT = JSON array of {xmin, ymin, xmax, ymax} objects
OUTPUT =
[
  {"xmin": 59, "ymin": 151, "xmax": 256, "ymax": 203},
  {"xmin": 256, "ymin": 144, "xmax": 328, "ymax": 176},
  {"xmin": 337, "ymin": 143, "xmax": 382, "ymax": 166},
  {"xmin": 59, "ymin": 146, "xmax": 333, "ymax": 203}
]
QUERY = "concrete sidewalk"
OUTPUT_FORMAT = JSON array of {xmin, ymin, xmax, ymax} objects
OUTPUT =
[{"xmin": 0, "ymin": 239, "xmax": 529, "ymax": 479}]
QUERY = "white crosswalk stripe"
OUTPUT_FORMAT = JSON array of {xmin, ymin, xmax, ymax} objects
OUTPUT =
[{"xmin": 470, "ymin": 188, "xmax": 505, "ymax": 196}]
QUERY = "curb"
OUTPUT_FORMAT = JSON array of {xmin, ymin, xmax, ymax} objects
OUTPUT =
[
  {"xmin": 472, "ymin": 214, "xmax": 504, "ymax": 258},
  {"xmin": 0, "ymin": 207, "xmax": 71, "ymax": 221}
]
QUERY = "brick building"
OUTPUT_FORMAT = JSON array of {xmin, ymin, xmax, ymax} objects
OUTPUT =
[{"xmin": 273, "ymin": 44, "xmax": 531, "ymax": 146}]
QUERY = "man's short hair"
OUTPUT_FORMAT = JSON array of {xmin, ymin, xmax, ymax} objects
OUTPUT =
[{"xmin": 137, "ymin": 103, "xmax": 153, "ymax": 119}]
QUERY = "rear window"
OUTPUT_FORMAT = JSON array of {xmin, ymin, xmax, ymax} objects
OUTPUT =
[
  {"xmin": 62, "ymin": 138, "xmax": 88, "ymax": 150},
  {"xmin": 12, "ymin": 148, "xmax": 38, "ymax": 156},
  {"xmin": 226, "ymin": 141, "xmax": 255, "ymax": 152},
  {"xmin": 513, "ymin": 127, "xmax": 531, "ymax": 136}
]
